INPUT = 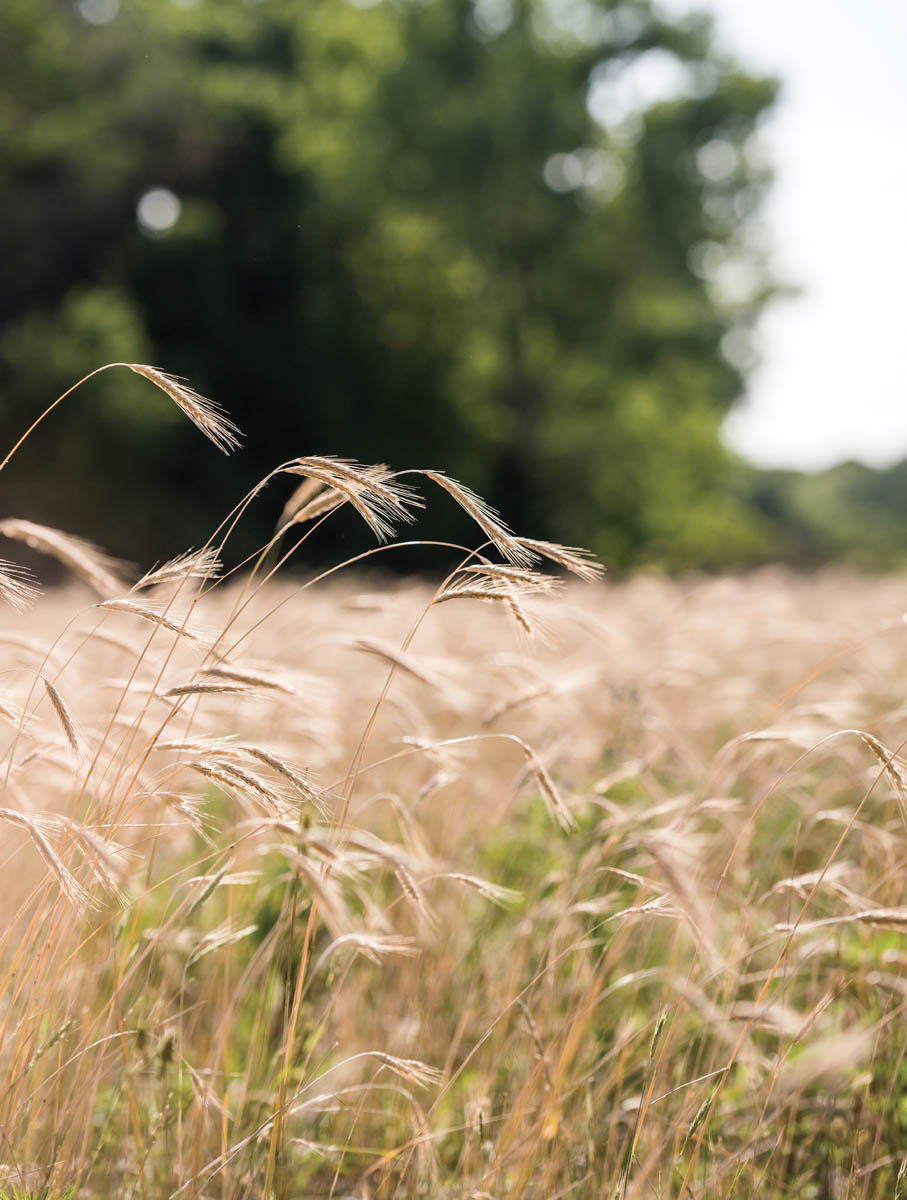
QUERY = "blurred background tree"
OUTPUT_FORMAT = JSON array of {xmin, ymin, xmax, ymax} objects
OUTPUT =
[{"xmin": 0, "ymin": 0, "xmax": 801, "ymax": 570}]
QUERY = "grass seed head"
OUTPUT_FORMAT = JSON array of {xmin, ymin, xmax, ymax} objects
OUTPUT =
[{"xmin": 127, "ymin": 364, "xmax": 243, "ymax": 453}]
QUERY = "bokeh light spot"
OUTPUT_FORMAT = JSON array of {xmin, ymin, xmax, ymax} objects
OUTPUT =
[
  {"xmin": 471, "ymin": 0, "xmax": 514, "ymax": 39},
  {"xmin": 544, "ymin": 147, "xmax": 623, "ymax": 196},
  {"xmin": 721, "ymin": 328, "xmax": 758, "ymax": 371},
  {"xmin": 688, "ymin": 239, "xmax": 725, "ymax": 280},
  {"xmin": 588, "ymin": 48, "xmax": 700, "ymax": 134},
  {"xmin": 697, "ymin": 138, "xmax": 739, "ymax": 183},
  {"xmin": 544, "ymin": 153, "xmax": 585, "ymax": 193},
  {"xmin": 77, "ymin": 0, "xmax": 118, "ymax": 25},
  {"xmin": 137, "ymin": 188, "xmax": 182, "ymax": 236}
]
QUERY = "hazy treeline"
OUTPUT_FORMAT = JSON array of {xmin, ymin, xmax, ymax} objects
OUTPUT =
[{"xmin": 1, "ymin": 0, "xmax": 897, "ymax": 571}]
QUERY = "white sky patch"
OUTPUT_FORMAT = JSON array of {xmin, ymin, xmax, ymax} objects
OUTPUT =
[{"xmin": 659, "ymin": 0, "xmax": 907, "ymax": 471}]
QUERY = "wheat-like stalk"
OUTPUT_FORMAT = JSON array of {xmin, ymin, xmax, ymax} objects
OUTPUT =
[
  {"xmin": 0, "ymin": 808, "xmax": 93, "ymax": 909},
  {"xmin": 201, "ymin": 663, "xmax": 296, "ymax": 694},
  {"xmin": 443, "ymin": 873, "xmax": 522, "ymax": 906},
  {"xmin": 42, "ymin": 677, "xmax": 83, "ymax": 758},
  {"xmin": 58, "ymin": 819, "xmax": 130, "ymax": 900},
  {"xmin": 423, "ymin": 471, "xmax": 537, "ymax": 567},
  {"xmin": 0, "ymin": 520, "xmax": 129, "ymax": 598},
  {"xmin": 315, "ymin": 932, "xmax": 419, "ymax": 970},
  {"xmin": 277, "ymin": 477, "xmax": 330, "ymax": 529},
  {"xmin": 126, "ymin": 364, "xmax": 243, "ymax": 453},
  {"xmin": 351, "ymin": 637, "xmax": 453, "ymax": 693},
  {"xmin": 523, "ymin": 747, "xmax": 576, "ymax": 833},
  {"xmin": 284, "ymin": 488, "xmax": 346, "ymax": 529},
  {"xmin": 134, "ymin": 548, "xmax": 221, "ymax": 590},
  {"xmin": 371, "ymin": 1053, "xmax": 442, "ymax": 1088},
  {"xmin": 0, "ymin": 697, "xmax": 28, "ymax": 729},
  {"xmin": 163, "ymin": 681, "xmax": 255, "ymax": 699},
  {"xmin": 434, "ymin": 567, "xmax": 556, "ymax": 607},
  {"xmin": 0, "ymin": 559, "xmax": 39, "ymax": 610},
  {"xmin": 99, "ymin": 597, "xmax": 211, "ymax": 644},
  {"xmin": 239, "ymin": 746, "xmax": 322, "ymax": 803},
  {"xmin": 184, "ymin": 759, "xmax": 291, "ymax": 818},
  {"xmin": 513, "ymin": 537, "xmax": 604, "ymax": 581},
  {"xmin": 285, "ymin": 457, "xmax": 423, "ymax": 542}
]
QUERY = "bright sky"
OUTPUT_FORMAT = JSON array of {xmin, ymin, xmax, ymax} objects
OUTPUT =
[{"xmin": 662, "ymin": 0, "xmax": 907, "ymax": 471}]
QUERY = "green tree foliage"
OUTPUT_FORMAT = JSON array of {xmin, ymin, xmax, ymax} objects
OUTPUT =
[{"xmin": 0, "ymin": 0, "xmax": 778, "ymax": 568}]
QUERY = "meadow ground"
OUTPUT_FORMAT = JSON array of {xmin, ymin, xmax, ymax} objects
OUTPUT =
[{"xmin": 2, "ymin": 560, "xmax": 907, "ymax": 1199}]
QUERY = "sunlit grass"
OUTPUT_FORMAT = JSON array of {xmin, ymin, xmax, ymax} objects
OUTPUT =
[{"xmin": 1, "ymin": 369, "xmax": 906, "ymax": 1197}]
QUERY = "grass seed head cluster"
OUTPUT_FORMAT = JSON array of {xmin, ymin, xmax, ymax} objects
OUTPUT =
[{"xmin": 0, "ymin": 367, "xmax": 905, "ymax": 1198}]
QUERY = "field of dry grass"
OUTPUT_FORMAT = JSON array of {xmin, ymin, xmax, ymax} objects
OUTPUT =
[{"xmin": 3, "ymin": 369, "xmax": 907, "ymax": 1199}]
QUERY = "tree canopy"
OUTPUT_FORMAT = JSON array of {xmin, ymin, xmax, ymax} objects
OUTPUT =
[{"xmin": 0, "ymin": 0, "xmax": 782, "ymax": 569}]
